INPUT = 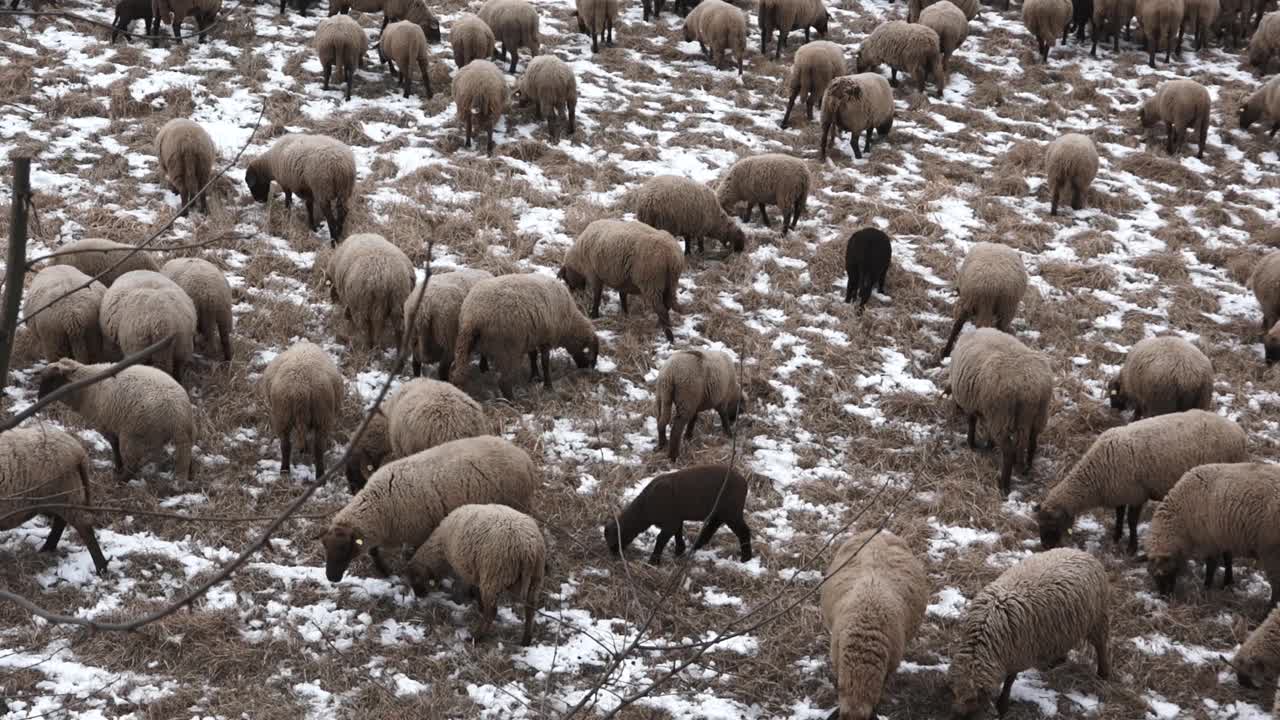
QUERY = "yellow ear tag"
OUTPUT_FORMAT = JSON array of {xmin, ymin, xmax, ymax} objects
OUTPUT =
[
  {"xmin": 1066, "ymin": 528, "xmax": 1073, "ymax": 537},
  {"xmin": 354, "ymin": 538, "xmax": 363, "ymax": 546}
]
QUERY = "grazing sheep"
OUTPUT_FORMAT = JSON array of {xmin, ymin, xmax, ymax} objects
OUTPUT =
[
  {"xmin": 513, "ymin": 55, "xmax": 576, "ymax": 142},
  {"xmin": 1034, "ymin": 409, "xmax": 1248, "ymax": 554},
  {"xmin": 1183, "ymin": 0, "xmax": 1220, "ymax": 47},
  {"xmin": 380, "ymin": 20, "xmax": 433, "ymax": 99},
  {"xmin": 1092, "ymin": 0, "xmax": 1137, "ymax": 53},
  {"xmin": 452, "ymin": 273, "xmax": 599, "ymax": 400},
  {"xmin": 653, "ymin": 349, "xmax": 742, "ymax": 460},
  {"xmin": 160, "ymin": 258, "xmax": 233, "ymax": 362},
  {"xmin": 0, "ymin": 427, "xmax": 109, "ymax": 575},
  {"xmin": 314, "ymin": 14, "xmax": 368, "ymax": 101},
  {"xmin": 1044, "ymin": 132, "xmax": 1099, "ymax": 216},
  {"xmin": 152, "ymin": 0, "xmax": 221, "ymax": 42},
  {"xmin": 844, "ymin": 227, "xmax": 892, "ymax": 310},
  {"xmin": 1234, "ymin": 606, "xmax": 1280, "ymax": 690},
  {"xmin": 1108, "ymin": 336, "xmax": 1213, "ymax": 421},
  {"xmin": 23, "ymin": 266, "xmax": 107, "ymax": 364},
  {"xmin": 1239, "ymin": 76, "xmax": 1280, "ymax": 137},
  {"xmin": 819, "ymin": 72, "xmax": 895, "ymax": 161},
  {"xmin": 324, "ymin": 233, "xmax": 415, "ymax": 349},
  {"xmin": 37, "ymin": 358, "xmax": 195, "ymax": 484},
  {"xmin": 948, "ymin": 549, "xmax": 1110, "ymax": 719},
  {"xmin": 477, "ymin": 0, "xmax": 540, "ymax": 73},
  {"xmin": 245, "ymin": 134, "xmax": 356, "ymax": 245},
  {"xmin": 407, "ymin": 504, "xmax": 545, "ymax": 645},
  {"xmin": 716, "ymin": 153, "xmax": 810, "ymax": 234},
  {"xmin": 920, "ymin": 0, "xmax": 968, "ymax": 69},
  {"xmin": 820, "ymin": 530, "xmax": 928, "ymax": 720},
  {"xmin": 1146, "ymin": 462, "xmax": 1280, "ymax": 605},
  {"xmin": 855, "ymin": 20, "xmax": 946, "ymax": 97},
  {"xmin": 576, "ymin": 0, "xmax": 618, "ymax": 52},
  {"xmin": 631, "ymin": 175, "xmax": 746, "ymax": 256},
  {"xmin": 1135, "ymin": 0, "xmax": 1186, "ymax": 66},
  {"xmin": 1023, "ymin": 0, "xmax": 1073, "ymax": 62},
  {"xmin": 112, "ymin": 0, "xmax": 156, "ymax": 43},
  {"xmin": 758, "ymin": 0, "xmax": 828, "ymax": 59},
  {"xmin": 684, "ymin": 0, "xmax": 749, "ymax": 73},
  {"xmin": 403, "ymin": 268, "xmax": 494, "ymax": 379},
  {"xmin": 261, "ymin": 341, "xmax": 344, "ymax": 478},
  {"xmin": 99, "ymin": 270, "xmax": 197, "ymax": 382},
  {"xmin": 1250, "ymin": 251, "xmax": 1280, "ymax": 363},
  {"xmin": 386, "ymin": 0, "xmax": 441, "ymax": 39},
  {"xmin": 450, "ymin": 13, "xmax": 495, "ymax": 68},
  {"xmin": 49, "ymin": 238, "xmax": 159, "ymax": 287},
  {"xmin": 603, "ymin": 464, "xmax": 752, "ymax": 563},
  {"xmin": 939, "ymin": 242, "xmax": 1028, "ymax": 359},
  {"xmin": 322, "ymin": 435, "xmax": 539, "ymax": 581},
  {"xmin": 1248, "ymin": 11, "xmax": 1280, "ymax": 73},
  {"xmin": 561, "ymin": 220, "xmax": 685, "ymax": 343},
  {"xmin": 1140, "ymin": 78, "xmax": 1210, "ymax": 158},
  {"xmin": 780, "ymin": 40, "xmax": 847, "ymax": 129},
  {"xmin": 453, "ymin": 59, "xmax": 507, "ymax": 156}
]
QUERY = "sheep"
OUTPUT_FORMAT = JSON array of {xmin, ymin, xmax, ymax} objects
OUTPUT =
[
  {"xmin": 1044, "ymin": 132, "xmax": 1099, "ymax": 216},
  {"xmin": 1234, "ymin": 605, "xmax": 1280, "ymax": 690},
  {"xmin": 1023, "ymin": 0, "xmax": 1073, "ymax": 62},
  {"xmin": 758, "ymin": 0, "xmax": 828, "ymax": 60},
  {"xmin": 1248, "ymin": 11, "xmax": 1280, "ymax": 73},
  {"xmin": 1135, "ymin": 0, "xmax": 1186, "ymax": 66},
  {"xmin": 561, "ymin": 220, "xmax": 685, "ymax": 343},
  {"xmin": 1217, "ymin": 0, "xmax": 1243, "ymax": 48},
  {"xmin": 947, "ymin": 328, "xmax": 1053, "ymax": 497},
  {"xmin": 244, "ymin": 134, "xmax": 356, "ymax": 245},
  {"xmin": 261, "ymin": 341, "xmax": 344, "ymax": 478},
  {"xmin": 715, "ymin": 153, "xmax": 810, "ymax": 234},
  {"xmin": 819, "ymin": 530, "xmax": 928, "ymax": 720},
  {"xmin": 919, "ymin": 0, "xmax": 967, "ymax": 69},
  {"xmin": 1091, "ymin": 0, "xmax": 1137, "ymax": 54},
  {"xmin": 512, "ymin": 55, "xmax": 576, "ymax": 143},
  {"xmin": 345, "ymin": 377, "xmax": 488, "ymax": 493},
  {"xmin": 99, "ymin": 270, "xmax": 197, "ymax": 383},
  {"xmin": 323, "ymin": 233, "xmax": 414, "ymax": 349},
  {"xmin": 948, "ymin": 548, "xmax": 1110, "ymax": 719},
  {"xmin": 575, "ymin": 0, "xmax": 618, "ymax": 52},
  {"xmin": 402, "ymin": 268, "xmax": 494, "ymax": 379},
  {"xmin": 451, "ymin": 13, "xmax": 495, "ymax": 68},
  {"xmin": 631, "ymin": 175, "xmax": 746, "ymax": 256},
  {"xmin": 155, "ymin": 119, "xmax": 216, "ymax": 217},
  {"xmin": 855, "ymin": 20, "xmax": 946, "ymax": 98},
  {"xmin": 1139, "ymin": 78, "xmax": 1210, "ymax": 158},
  {"xmin": 23, "ymin": 266, "xmax": 107, "ymax": 364},
  {"xmin": 779, "ymin": 40, "xmax": 847, "ymax": 130},
  {"xmin": 36, "ymin": 358, "xmax": 195, "ymax": 484},
  {"xmin": 1250, "ymin": 250, "xmax": 1280, "ymax": 363},
  {"xmin": 684, "ymin": 0, "xmax": 749, "ymax": 74},
  {"xmin": 406, "ymin": 504, "xmax": 544, "ymax": 644},
  {"xmin": 49, "ymin": 238, "xmax": 159, "ymax": 287},
  {"xmin": 1145, "ymin": 462, "xmax": 1280, "ymax": 605},
  {"xmin": 160, "ymin": 258, "xmax": 232, "ymax": 362},
  {"xmin": 653, "ymin": 349, "xmax": 742, "ymax": 460},
  {"xmin": 819, "ymin": 72, "xmax": 895, "ymax": 161},
  {"xmin": 1183, "ymin": 0, "xmax": 1220, "ymax": 47},
  {"xmin": 477, "ymin": 0, "xmax": 540, "ymax": 74},
  {"xmin": 453, "ymin": 59, "xmax": 507, "ymax": 156},
  {"xmin": 451, "ymin": 273, "xmax": 599, "ymax": 401},
  {"xmin": 386, "ymin": 0, "xmax": 441, "ymax": 40},
  {"xmin": 1065, "ymin": 0, "xmax": 1094, "ymax": 43},
  {"xmin": 939, "ymin": 242, "xmax": 1028, "ymax": 359},
  {"xmin": 603, "ymin": 464, "xmax": 752, "ymax": 563},
  {"xmin": 379, "ymin": 20, "xmax": 433, "ymax": 100},
  {"xmin": 844, "ymin": 227, "xmax": 892, "ymax": 311},
  {"xmin": 1239, "ymin": 76, "xmax": 1280, "ymax": 138},
  {"xmin": 1108, "ymin": 336, "xmax": 1213, "ymax": 421},
  {"xmin": 112, "ymin": 0, "xmax": 156, "ymax": 44},
  {"xmin": 152, "ymin": 0, "xmax": 221, "ymax": 42},
  {"xmin": 322, "ymin": 435, "xmax": 538, "ymax": 581},
  {"xmin": 1034, "ymin": 409, "xmax": 1247, "ymax": 555},
  {"xmin": 0, "ymin": 427, "xmax": 109, "ymax": 575},
  {"xmin": 314, "ymin": 14, "xmax": 368, "ymax": 101}
]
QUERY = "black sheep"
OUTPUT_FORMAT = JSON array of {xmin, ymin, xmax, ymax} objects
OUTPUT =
[
  {"xmin": 111, "ymin": 0, "xmax": 156, "ymax": 43},
  {"xmin": 843, "ymin": 227, "xmax": 892, "ymax": 311},
  {"xmin": 603, "ymin": 464, "xmax": 753, "ymax": 565},
  {"xmin": 1064, "ymin": 0, "xmax": 1093, "ymax": 44}
]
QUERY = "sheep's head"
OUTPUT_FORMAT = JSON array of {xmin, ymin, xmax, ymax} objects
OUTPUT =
[
  {"xmin": 1240, "ymin": 95, "xmax": 1263, "ymax": 129},
  {"xmin": 813, "ymin": 12, "xmax": 829, "ymax": 36},
  {"xmin": 1106, "ymin": 377, "xmax": 1126, "ymax": 410},
  {"xmin": 558, "ymin": 265, "xmax": 587, "ymax": 291},
  {"xmin": 723, "ymin": 222, "xmax": 746, "ymax": 252},
  {"xmin": 35, "ymin": 359, "xmax": 80, "ymax": 400},
  {"xmin": 403, "ymin": 560, "xmax": 438, "ymax": 596},
  {"xmin": 244, "ymin": 161, "xmax": 272, "ymax": 203},
  {"xmin": 1033, "ymin": 502, "xmax": 1073, "ymax": 550},
  {"xmin": 569, "ymin": 333, "xmax": 600, "ymax": 370},
  {"xmin": 946, "ymin": 676, "xmax": 987, "ymax": 720},
  {"xmin": 1137, "ymin": 100, "xmax": 1158, "ymax": 129},
  {"xmin": 603, "ymin": 516, "xmax": 624, "ymax": 555},
  {"xmin": 1231, "ymin": 650, "xmax": 1271, "ymax": 690},
  {"xmin": 1147, "ymin": 551, "xmax": 1182, "ymax": 595},
  {"xmin": 423, "ymin": 16, "xmax": 441, "ymax": 43},
  {"xmin": 344, "ymin": 452, "xmax": 380, "ymax": 495},
  {"xmin": 573, "ymin": 10, "xmax": 587, "ymax": 32},
  {"xmin": 322, "ymin": 524, "xmax": 365, "ymax": 582},
  {"xmin": 1265, "ymin": 321, "xmax": 1280, "ymax": 364},
  {"xmin": 854, "ymin": 51, "xmax": 870, "ymax": 73},
  {"xmin": 835, "ymin": 698, "xmax": 877, "ymax": 720}
]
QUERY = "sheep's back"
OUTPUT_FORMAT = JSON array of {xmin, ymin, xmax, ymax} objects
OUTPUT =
[
  {"xmin": 50, "ymin": 238, "xmax": 159, "ymax": 287},
  {"xmin": 277, "ymin": 135, "xmax": 356, "ymax": 204},
  {"xmin": 1119, "ymin": 336, "xmax": 1212, "ymax": 409},
  {"xmin": 576, "ymin": 0, "xmax": 619, "ymax": 30},
  {"xmin": 920, "ymin": 0, "xmax": 967, "ymax": 53},
  {"xmin": 408, "ymin": 269, "xmax": 493, "ymax": 350},
  {"xmin": 1156, "ymin": 79, "xmax": 1209, "ymax": 127},
  {"xmin": 1023, "ymin": 0, "xmax": 1073, "ymax": 38},
  {"xmin": 453, "ymin": 60, "xmax": 506, "ymax": 124},
  {"xmin": 388, "ymin": 379, "xmax": 488, "ymax": 456},
  {"xmin": 633, "ymin": 176, "xmax": 724, "ymax": 241},
  {"xmin": 1252, "ymin": 251, "xmax": 1280, "ymax": 316},
  {"xmin": 25, "ymin": 267, "xmax": 106, "ymax": 352},
  {"xmin": 700, "ymin": 0, "xmax": 748, "ymax": 49},
  {"xmin": 262, "ymin": 342, "xmax": 343, "ymax": 437},
  {"xmin": 458, "ymin": 273, "xmax": 574, "ymax": 357},
  {"xmin": 820, "ymin": 530, "xmax": 927, "ymax": 630},
  {"xmin": 0, "ymin": 427, "xmax": 90, "ymax": 531},
  {"xmin": 1155, "ymin": 463, "xmax": 1280, "ymax": 556},
  {"xmin": 1045, "ymin": 133, "xmax": 1099, "ymax": 187},
  {"xmin": 717, "ymin": 153, "xmax": 809, "ymax": 208},
  {"xmin": 315, "ymin": 14, "xmax": 369, "ymax": 66},
  {"xmin": 155, "ymin": 119, "xmax": 215, "ymax": 186},
  {"xmin": 520, "ymin": 55, "xmax": 576, "ymax": 106},
  {"xmin": 789, "ymin": 40, "xmax": 846, "ymax": 94},
  {"xmin": 383, "ymin": 20, "xmax": 427, "ymax": 63},
  {"xmin": 957, "ymin": 242, "xmax": 1026, "ymax": 311},
  {"xmin": 434, "ymin": 503, "xmax": 544, "ymax": 588},
  {"xmin": 74, "ymin": 363, "xmax": 193, "ymax": 445}
]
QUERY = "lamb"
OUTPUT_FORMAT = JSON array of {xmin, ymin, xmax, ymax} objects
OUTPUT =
[
  {"xmin": 322, "ymin": 435, "xmax": 538, "ymax": 581},
  {"xmin": 779, "ymin": 40, "xmax": 847, "ymax": 130},
  {"xmin": 948, "ymin": 549, "xmax": 1110, "ymax": 719},
  {"xmin": 939, "ymin": 242, "xmax": 1028, "ymax": 359},
  {"xmin": 513, "ymin": 55, "xmax": 577, "ymax": 142},
  {"xmin": 324, "ymin": 233, "xmax": 414, "ymax": 349},
  {"xmin": 819, "ymin": 530, "xmax": 927, "ymax": 720},
  {"xmin": 1248, "ymin": 10, "xmax": 1280, "ymax": 73},
  {"xmin": 1145, "ymin": 462, "xmax": 1280, "ymax": 605},
  {"xmin": 758, "ymin": 0, "xmax": 829, "ymax": 60},
  {"xmin": 1023, "ymin": 0, "xmax": 1073, "ymax": 62},
  {"xmin": 477, "ymin": 0, "xmax": 540, "ymax": 73},
  {"xmin": 715, "ymin": 153, "xmax": 810, "ymax": 234},
  {"xmin": 152, "ymin": 0, "xmax": 221, "ymax": 42},
  {"xmin": 1066, "ymin": 0, "xmax": 1094, "ymax": 43},
  {"xmin": 561, "ymin": 220, "xmax": 685, "ymax": 343},
  {"xmin": 0, "ymin": 427, "xmax": 109, "ymax": 575},
  {"xmin": 855, "ymin": 20, "xmax": 946, "ymax": 98},
  {"xmin": 631, "ymin": 175, "xmax": 746, "ymax": 256},
  {"xmin": 99, "ymin": 270, "xmax": 197, "ymax": 382},
  {"xmin": 1239, "ymin": 76, "xmax": 1280, "ymax": 137},
  {"xmin": 1091, "ymin": 0, "xmax": 1136, "ymax": 54},
  {"xmin": 453, "ymin": 59, "xmax": 507, "ymax": 156},
  {"xmin": 919, "ymin": 0, "xmax": 968, "ymax": 69},
  {"xmin": 451, "ymin": 273, "xmax": 599, "ymax": 400},
  {"xmin": 818, "ymin": 72, "xmax": 895, "ymax": 161},
  {"xmin": 36, "ymin": 358, "xmax": 195, "ymax": 484},
  {"xmin": 450, "ymin": 13, "xmax": 495, "ymax": 68},
  {"xmin": 603, "ymin": 464, "xmax": 752, "ymax": 563},
  {"xmin": 160, "ymin": 258, "xmax": 233, "ymax": 362},
  {"xmin": 402, "ymin": 268, "xmax": 494, "ymax": 379},
  {"xmin": 1135, "ymin": 0, "xmax": 1186, "ymax": 66},
  {"xmin": 1044, "ymin": 132, "xmax": 1099, "ymax": 216},
  {"xmin": 1108, "ymin": 336, "xmax": 1213, "ymax": 421},
  {"xmin": 314, "ymin": 14, "xmax": 368, "ymax": 101},
  {"xmin": 575, "ymin": 0, "xmax": 618, "ymax": 52},
  {"xmin": 1250, "ymin": 250, "xmax": 1280, "ymax": 363},
  {"xmin": 653, "ymin": 349, "xmax": 742, "ymax": 460},
  {"xmin": 345, "ymin": 378, "xmax": 488, "ymax": 493},
  {"xmin": 1033, "ymin": 409, "xmax": 1247, "ymax": 554},
  {"xmin": 244, "ymin": 133, "xmax": 356, "ymax": 245},
  {"xmin": 23, "ymin": 266, "xmax": 107, "ymax": 364},
  {"xmin": 1183, "ymin": 0, "xmax": 1220, "ymax": 48},
  {"xmin": 1139, "ymin": 78, "xmax": 1210, "ymax": 158},
  {"xmin": 1233, "ymin": 605, "xmax": 1280, "ymax": 690},
  {"xmin": 380, "ymin": 20, "xmax": 433, "ymax": 99},
  {"xmin": 844, "ymin": 227, "xmax": 892, "ymax": 311},
  {"xmin": 260, "ymin": 341, "xmax": 345, "ymax": 478},
  {"xmin": 49, "ymin": 238, "xmax": 160, "ymax": 287},
  {"xmin": 947, "ymin": 328, "xmax": 1053, "ymax": 497},
  {"xmin": 407, "ymin": 504, "xmax": 544, "ymax": 644},
  {"xmin": 112, "ymin": 0, "xmax": 156, "ymax": 45},
  {"xmin": 155, "ymin": 119, "xmax": 215, "ymax": 217},
  {"xmin": 684, "ymin": 0, "xmax": 749, "ymax": 74}
]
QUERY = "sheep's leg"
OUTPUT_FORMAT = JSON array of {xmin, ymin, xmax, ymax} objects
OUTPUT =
[
  {"xmin": 684, "ymin": 415, "xmax": 697, "ymax": 440},
  {"xmin": 995, "ymin": 674, "xmax": 1017, "ymax": 716},
  {"xmin": 539, "ymin": 347, "xmax": 553, "ymax": 390},
  {"xmin": 672, "ymin": 529, "xmax": 687, "ymax": 556},
  {"xmin": 1071, "ymin": 180, "xmax": 1084, "ymax": 211},
  {"xmin": 888, "ymin": 67, "xmax": 899, "ymax": 88},
  {"xmin": 528, "ymin": 351, "xmax": 541, "ymax": 381},
  {"xmin": 940, "ymin": 314, "xmax": 967, "ymax": 360},
  {"xmin": 965, "ymin": 414, "xmax": 978, "ymax": 448},
  {"xmin": 845, "ymin": 265, "xmax": 858, "ymax": 303},
  {"xmin": 998, "ymin": 442, "xmax": 1016, "ymax": 497},
  {"xmin": 727, "ymin": 517, "xmax": 752, "ymax": 561},
  {"xmin": 691, "ymin": 518, "xmax": 722, "ymax": 553},
  {"xmin": 464, "ymin": 111, "xmax": 473, "ymax": 148},
  {"xmin": 1147, "ymin": 38, "xmax": 1155, "ymax": 67},
  {"xmin": 1112, "ymin": 505, "xmax": 1125, "ymax": 544},
  {"xmin": 1223, "ymin": 552, "xmax": 1234, "ymax": 587},
  {"xmin": 479, "ymin": 355, "xmax": 490, "ymax": 373},
  {"xmin": 172, "ymin": 18, "xmax": 181, "ymax": 41},
  {"xmin": 775, "ymin": 29, "xmax": 786, "ymax": 60},
  {"xmin": 418, "ymin": 59, "xmax": 432, "ymax": 99},
  {"xmin": 1270, "ymin": 121, "xmax": 1278, "ymax": 137},
  {"xmin": 1090, "ymin": 620, "xmax": 1111, "ymax": 678},
  {"xmin": 75, "ymin": 524, "xmax": 109, "ymax": 575},
  {"xmin": 105, "ymin": 432, "xmax": 124, "ymax": 472},
  {"xmin": 877, "ymin": 266, "xmax": 887, "ymax": 295},
  {"xmin": 717, "ymin": 408, "xmax": 735, "ymax": 436},
  {"xmin": 1204, "ymin": 554, "xmax": 1219, "ymax": 589},
  {"xmin": 40, "ymin": 516, "xmax": 67, "ymax": 553},
  {"xmin": 589, "ymin": 281, "xmax": 603, "ymax": 318},
  {"xmin": 473, "ymin": 592, "xmax": 498, "ymax": 641},
  {"xmin": 1124, "ymin": 502, "xmax": 1143, "ymax": 554},
  {"xmin": 1174, "ymin": 24, "xmax": 1184, "ymax": 57},
  {"xmin": 657, "ymin": 415, "xmax": 669, "ymax": 450},
  {"xmin": 1025, "ymin": 427, "xmax": 1039, "ymax": 473},
  {"xmin": 649, "ymin": 528, "xmax": 674, "ymax": 564},
  {"xmin": 1164, "ymin": 121, "xmax": 1175, "ymax": 154},
  {"xmin": 280, "ymin": 428, "xmax": 293, "ymax": 475},
  {"xmin": 1050, "ymin": 180, "xmax": 1061, "ymax": 216},
  {"xmin": 486, "ymin": 125, "xmax": 495, "ymax": 156},
  {"xmin": 854, "ymin": 129, "xmax": 865, "ymax": 160},
  {"xmin": 311, "ymin": 426, "xmax": 326, "ymax": 479},
  {"xmin": 657, "ymin": 298, "xmax": 675, "ymax": 342},
  {"xmin": 344, "ymin": 62, "xmax": 355, "ymax": 101},
  {"xmin": 780, "ymin": 86, "xmax": 801, "ymax": 129},
  {"xmin": 667, "ymin": 415, "xmax": 689, "ymax": 459},
  {"xmin": 606, "ymin": 15, "xmax": 614, "ymax": 45},
  {"xmin": 508, "ymin": 46, "xmax": 518, "ymax": 73},
  {"xmin": 756, "ymin": 203, "xmax": 771, "ymax": 227}
]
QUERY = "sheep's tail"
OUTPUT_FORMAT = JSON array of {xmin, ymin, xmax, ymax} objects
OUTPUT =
[
  {"xmin": 77, "ymin": 455, "xmax": 93, "ymax": 507},
  {"xmin": 656, "ymin": 373, "xmax": 673, "ymax": 425},
  {"xmin": 182, "ymin": 149, "xmax": 200, "ymax": 210}
]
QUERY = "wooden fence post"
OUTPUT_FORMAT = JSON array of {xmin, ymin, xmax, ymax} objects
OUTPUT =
[{"xmin": 0, "ymin": 156, "xmax": 32, "ymax": 392}]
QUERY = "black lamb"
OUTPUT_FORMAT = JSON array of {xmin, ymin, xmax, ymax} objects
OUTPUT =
[
  {"xmin": 111, "ymin": 0, "xmax": 156, "ymax": 43},
  {"xmin": 844, "ymin": 227, "xmax": 892, "ymax": 311}
]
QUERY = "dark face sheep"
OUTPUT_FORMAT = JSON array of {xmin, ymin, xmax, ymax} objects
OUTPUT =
[
  {"xmin": 1266, "ymin": 323, "xmax": 1280, "ymax": 364},
  {"xmin": 1033, "ymin": 504, "xmax": 1071, "ymax": 549},
  {"xmin": 323, "ymin": 525, "xmax": 365, "ymax": 581},
  {"xmin": 1107, "ymin": 378, "xmax": 1126, "ymax": 410},
  {"xmin": 344, "ymin": 452, "xmax": 380, "ymax": 494},
  {"xmin": 245, "ymin": 166, "xmax": 272, "ymax": 203},
  {"xmin": 724, "ymin": 222, "xmax": 746, "ymax": 252},
  {"xmin": 854, "ymin": 51, "xmax": 870, "ymax": 73},
  {"xmin": 36, "ymin": 363, "xmax": 73, "ymax": 399},
  {"xmin": 948, "ymin": 679, "xmax": 989, "ymax": 720},
  {"xmin": 1240, "ymin": 103, "xmax": 1262, "ymax": 129},
  {"xmin": 1233, "ymin": 656, "xmax": 1267, "ymax": 690},
  {"xmin": 603, "ymin": 516, "xmax": 628, "ymax": 555},
  {"xmin": 558, "ymin": 265, "xmax": 587, "ymax": 291},
  {"xmin": 424, "ymin": 16, "xmax": 441, "ymax": 42},
  {"xmin": 568, "ymin": 336, "xmax": 600, "ymax": 369},
  {"xmin": 1148, "ymin": 553, "xmax": 1182, "ymax": 595}
]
